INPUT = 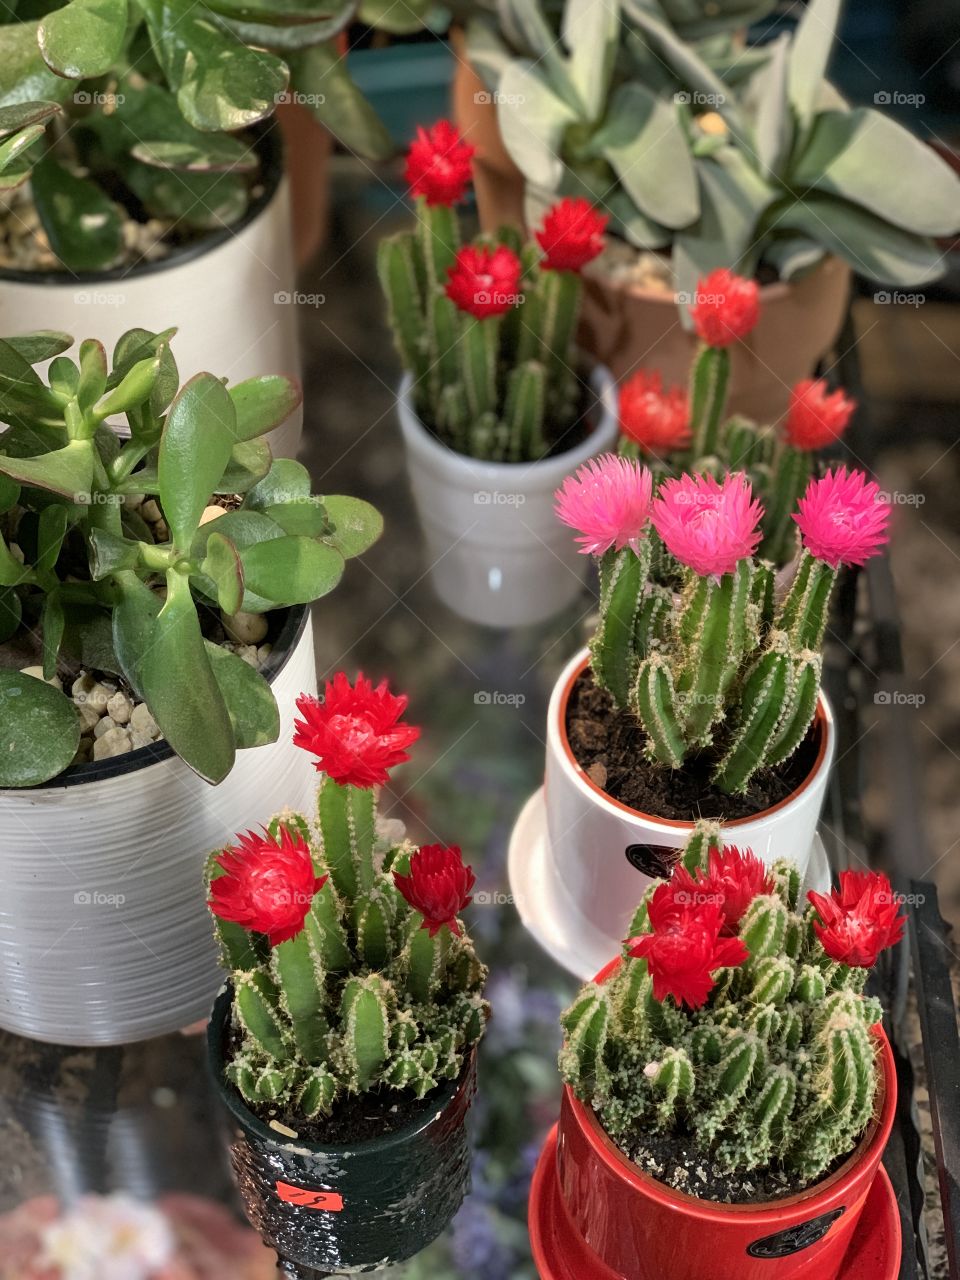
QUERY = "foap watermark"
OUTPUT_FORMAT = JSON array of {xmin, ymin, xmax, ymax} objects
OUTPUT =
[
  {"xmin": 673, "ymin": 889, "xmax": 725, "ymax": 907},
  {"xmin": 474, "ymin": 690, "xmax": 526, "ymax": 708},
  {"xmin": 874, "ymin": 290, "xmax": 925, "ymax": 308},
  {"xmin": 473, "ymin": 890, "xmax": 515, "ymax": 906},
  {"xmin": 474, "ymin": 289, "xmax": 524, "ymax": 309},
  {"xmin": 676, "ymin": 288, "xmax": 727, "ymax": 308},
  {"xmin": 675, "ymin": 90, "xmax": 726, "ymax": 107},
  {"xmin": 73, "ymin": 491, "xmax": 124, "ymax": 507},
  {"xmin": 74, "ymin": 290, "xmax": 126, "ymax": 308},
  {"xmin": 874, "ymin": 690, "xmax": 926, "ymax": 707},
  {"xmin": 73, "ymin": 90, "xmax": 125, "ymax": 107},
  {"xmin": 874, "ymin": 90, "xmax": 925, "ymax": 107},
  {"xmin": 473, "ymin": 89, "xmax": 526, "ymax": 107},
  {"xmin": 474, "ymin": 490, "xmax": 525, "ymax": 506},
  {"xmin": 274, "ymin": 290, "xmax": 325, "ymax": 307},
  {"xmin": 74, "ymin": 890, "xmax": 126, "ymax": 908},
  {"xmin": 275, "ymin": 90, "xmax": 326, "ymax": 107},
  {"xmin": 876, "ymin": 489, "xmax": 925, "ymax": 507}
]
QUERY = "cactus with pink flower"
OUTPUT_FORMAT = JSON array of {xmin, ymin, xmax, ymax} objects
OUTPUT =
[{"xmin": 556, "ymin": 459, "xmax": 891, "ymax": 793}]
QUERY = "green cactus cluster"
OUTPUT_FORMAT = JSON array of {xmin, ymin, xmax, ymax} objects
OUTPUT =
[
  {"xmin": 210, "ymin": 780, "xmax": 488, "ymax": 1118},
  {"xmin": 560, "ymin": 826, "xmax": 884, "ymax": 1187},
  {"xmin": 379, "ymin": 214, "xmax": 584, "ymax": 462}
]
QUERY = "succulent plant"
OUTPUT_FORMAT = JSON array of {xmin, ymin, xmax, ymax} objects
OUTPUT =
[
  {"xmin": 0, "ymin": 0, "xmax": 433, "ymax": 271},
  {"xmin": 560, "ymin": 826, "xmax": 905, "ymax": 1186},
  {"xmin": 208, "ymin": 673, "xmax": 488, "ymax": 1117},
  {"xmin": 471, "ymin": 0, "xmax": 960, "ymax": 300},
  {"xmin": 379, "ymin": 120, "xmax": 609, "ymax": 462},
  {"xmin": 556, "ymin": 453, "xmax": 890, "ymax": 794},
  {"xmin": 0, "ymin": 326, "xmax": 381, "ymax": 787}
]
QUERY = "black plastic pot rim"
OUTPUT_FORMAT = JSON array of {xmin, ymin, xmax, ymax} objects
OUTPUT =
[
  {"xmin": 24, "ymin": 601, "xmax": 310, "ymax": 791},
  {"xmin": 207, "ymin": 983, "xmax": 474, "ymax": 1157},
  {"xmin": 0, "ymin": 121, "xmax": 285, "ymax": 287}
]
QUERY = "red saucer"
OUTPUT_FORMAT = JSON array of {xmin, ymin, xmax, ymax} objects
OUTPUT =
[{"xmin": 529, "ymin": 1125, "xmax": 902, "ymax": 1280}]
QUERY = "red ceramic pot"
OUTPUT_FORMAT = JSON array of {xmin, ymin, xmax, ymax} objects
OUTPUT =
[{"xmin": 531, "ymin": 960, "xmax": 900, "ymax": 1280}]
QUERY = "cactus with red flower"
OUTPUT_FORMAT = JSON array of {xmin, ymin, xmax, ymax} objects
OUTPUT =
[
  {"xmin": 560, "ymin": 825, "xmax": 905, "ymax": 1186},
  {"xmin": 556, "ymin": 458, "xmax": 891, "ymax": 792},
  {"xmin": 206, "ymin": 672, "xmax": 488, "ymax": 1117},
  {"xmin": 378, "ymin": 121, "xmax": 608, "ymax": 462}
]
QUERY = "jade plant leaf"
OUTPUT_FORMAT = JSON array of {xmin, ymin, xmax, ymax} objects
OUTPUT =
[
  {"xmin": 239, "ymin": 536, "xmax": 345, "ymax": 608},
  {"xmin": 38, "ymin": 0, "xmax": 129, "ymax": 80},
  {"xmin": 243, "ymin": 458, "xmax": 312, "ymax": 507},
  {"xmin": 0, "ymin": 337, "xmax": 65, "ymax": 418},
  {"xmin": 4, "ymin": 331, "xmax": 72, "ymax": 364},
  {"xmin": 0, "ymin": 474, "xmax": 19, "ymax": 515},
  {"xmin": 0, "ymin": 440, "xmax": 95, "ymax": 502},
  {"xmin": 0, "ymin": 671, "xmax": 80, "ymax": 787},
  {"xmin": 202, "ymin": 530, "xmax": 245, "ymax": 614},
  {"xmin": 0, "ymin": 24, "xmax": 74, "ymax": 110},
  {"xmin": 258, "ymin": 499, "xmax": 329, "ymax": 538},
  {"xmin": 30, "ymin": 154, "xmax": 123, "ymax": 272},
  {"xmin": 321, "ymin": 495, "xmax": 383, "ymax": 559},
  {"xmin": 36, "ymin": 504, "xmax": 68, "ymax": 577},
  {"xmin": 288, "ymin": 43, "xmax": 394, "ymax": 160},
  {"xmin": 94, "ymin": 354, "xmax": 161, "ymax": 420},
  {"xmin": 0, "ymin": 125, "xmax": 46, "ymax": 178},
  {"xmin": 111, "ymin": 572, "xmax": 161, "ymax": 697},
  {"xmin": 88, "ymin": 528, "xmax": 141, "ymax": 579},
  {"xmin": 0, "ymin": 102, "xmax": 62, "ymax": 138},
  {"xmin": 205, "ymin": 641, "xmax": 280, "ymax": 750},
  {"xmin": 214, "ymin": 439, "xmax": 272, "ymax": 493},
  {"xmin": 41, "ymin": 590, "xmax": 65, "ymax": 680},
  {"xmin": 0, "ymin": 587, "xmax": 22, "ymax": 644},
  {"xmin": 229, "ymin": 375, "xmax": 303, "ymax": 441},
  {"xmin": 77, "ymin": 339, "xmax": 108, "ymax": 415},
  {"xmin": 159, "ymin": 373, "xmax": 236, "ymax": 549}
]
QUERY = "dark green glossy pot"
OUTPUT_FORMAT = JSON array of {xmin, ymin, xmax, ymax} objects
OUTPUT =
[{"xmin": 208, "ymin": 985, "xmax": 477, "ymax": 1276}]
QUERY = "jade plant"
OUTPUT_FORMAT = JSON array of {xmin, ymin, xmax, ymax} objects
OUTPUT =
[
  {"xmin": 555, "ymin": 445, "xmax": 890, "ymax": 793},
  {"xmin": 617, "ymin": 268, "xmax": 858, "ymax": 564},
  {"xmin": 0, "ymin": 326, "xmax": 381, "ymax": 787},
  {"xmin": 471, "ymin": 0, "xmax": 960, "ymax": 300},
  {"xmin": 378, "ymin": 119, "xmax": 609, "ymax": 462},
  {"xmin": 560, "ymin": 825, "xmax": 905, "ymax": 1186},
  {"xmin": 208, "ymin": 672, "xmax": 488, "ymax": 1116},
  {"xmin": 0, "ymin": 0, "xmax": 433, "ymax": 271}
]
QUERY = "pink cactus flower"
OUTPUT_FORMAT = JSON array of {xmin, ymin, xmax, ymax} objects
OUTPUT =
[
  {"xmin": 555, "ymin": 454, "xmax": 653, "ymax": 557},
  {"xmin": 651, "ymin": 472, "xmax": 763, "ymax": 578},
  {"xmin": 793, "ymin": 466, "xmax": 891, "ymax": 568}
]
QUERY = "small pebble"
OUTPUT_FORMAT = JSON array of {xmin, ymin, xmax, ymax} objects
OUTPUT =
[
  {"xmin": 93, "ymin": 726, "xmax": 132, "ymax": 760},
  {"xmin": 93, "ymin": 715, "xmax": 117, "ymax": 740},
  {"xmin": 222, "ymin": 610, "xmax": 269, "ymax": 644},
  {"xmin": 20, "ymin": 666, "xmax": 62, "ymax": 690},
  {"xmin": 76, "ymin": 703, "xmax": 102, "ymax": 733},
  {"xmin": 237, "ymin": 644, "xmax": 259, "ymax": 667},
  {"xmin": 141, "ymin": 499, "xmax": 162, "ymax": 523},
  {"xmin": 153, "ymin": 518, "xmax": 170, "ymax": 541},
  {"xmin": 130, "ymin": 729, "xmax": 154, "ymax": 750},
  {"xmin": 84, "ymin": 681, "xmax": 113, "ymax": 712},
  {"xmin": 199, "ymin": 505, "xmax": 225, "ymax": 525},
  {"xmin": 71, "ymin": 673, "xmax": 96, "ymax": 700},
  {"xmin": 106, "ymin": 691, "xmax": 133, "ymax": 725},
  {"xmin": 130, "ymin": 703, "xmax": 159, "ymax": 738},
  {"xmin": 257, "ymin": 644, "xmax": 273, "ymax": 664}
]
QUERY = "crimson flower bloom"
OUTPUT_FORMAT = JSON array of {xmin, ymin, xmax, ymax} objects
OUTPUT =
[
  {"xmin": 209, "ymin": 826, "xmax": 326, "ymax": 946},
  {"xmin": 690, "ymin": 268, "xmax": 760, "ymax": 347},
  {"xmin": 785, "ymin": 379, "xmax": 856, "ymax": 451},
  {"xmin": 651, "ymin": 471, "xmax": 763, "ymax": 578},
  {"xmin": 394, "ymin": 844, "xmax": 476, "ymax": 937},
  {"xmin": 672, "ymin": 846, "xmax": 774, "ymax": 936},
  {"xmin": 618, "ymin": 369, "xmax": 691, "ymax": 453},
  {"xmin": 445, "ymin": 244, "xmax": 522, "ymax": 319},
  {"xmin": 808, "ymin": 870, "xmax": 906, "ymax": 968},
  {"xmin": 293, "ymin": 673, "xmax": 420, "ymax": 788},
  {"xmin": 535, "ymin": 196, "xmax": 608, "ymax": 272},
  {"xmin": 626, "ymin": 881, "xmax": 748, "ymax": 1009},
  {"xmin": 793, "ymin": 466, "xmax": 891, "ymax": 568},
  {"xmin": 554, "ymin": 454, "xmax": 653, "ymax": 557},
  {"xmin": 404, "ymin": 119, "xmax": 475, "ymax": 206}
]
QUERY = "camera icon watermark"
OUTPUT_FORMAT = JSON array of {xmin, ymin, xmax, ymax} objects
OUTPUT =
[
  {"xmin": 74, "ymin": 290, "xmax": 125, "ymax": 307},
  {"xmin": 275, "ymin": 90, "xmax": 326, "ymax": 107},
  {"xmin": 74, "ymin": 890, "xmax": 126, "ymax": 908},
  {"xmin": 874, "ymin": 90, "xmax": 925, "ymax": 107},
  {"xmin": 274, "ymin": 290, "xmax": 325, "ymax": 307},
  {"xmin": 874, "ymin": 290, "xmax": 925, "ymax": 308},
  {"xmin": 875, "ymin": 489, "xmax": 925, "ymax": 507},
  {"xmin": 73, "ymin": 90, "xmax": 125, "ymax": 107},
  {"xmin": 473, "ymin": 890, "xmax": 515, "ymax": 906},
  {"xmin": 473, "ymin": 90, "xmax": 526, "ymax": 107},
  {"xmin": 474, "ymin": 690, "xmax": 526, "ymax": 708},
  {"xmin": 873, "ymin": 690, "xmax": 926, "ymax": 707},
  {"xmin": 474, "ymin": 490, "xmax": 526, "ymax": 506},
  {"xmin": 675, "ymin": 90, "xmax": 726, "ymax": 107}
]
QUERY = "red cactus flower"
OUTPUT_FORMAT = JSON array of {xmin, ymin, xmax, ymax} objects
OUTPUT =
[
  {"xmin": 793, "ymin": 466, "xmax": 891, "ymax": 568},
  {"xmin": 445, "ymin": 244, "xmax": 522, "ymax": 318},
  {"xmin": 626, "ymin": 881, "xmax": 748, "ymax": 1009},
  {"xmin": 808, "ymin": 870, "xmax": 906, "ymax": 968},
  {"xmin": 535, "ymin": 196, "xmax": 608, "ymax": 272},
  {"xmin": 619, "ymin": 369, "xmax": 691, "ymax": 453},
  {"xmin": 293, "ymin": 673, "xmax": 420, "ymax": 788},
  {"xmin": 404, "ymin": 119, "xmax": 475, "ymax": 207},
  {"xmin": 651, "ymin": 471, "xmax": 763, "ymax": 578},
  {"xmin": 785, "ymin": 379, "xmax": 856, "ymax": 451},
  {"xmin": 209, "ymin": 826, "xmax": 326, "ymax": 947},
  {"xmin": 690, "ymin": 268, "xmax": 760, "ymax": 347},
  {"xmin": 554, "ymin": 454, "xmax": 653, "ymax": 557},
  {"xmin": 394, "ymin": 844, "xmax": 476, "ymax": 937},
  {"xmin": 673, "ymin": 846, "xmax": 774, "ymax": 936}
]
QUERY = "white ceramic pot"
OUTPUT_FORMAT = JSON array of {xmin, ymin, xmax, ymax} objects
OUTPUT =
[
  {"xmin": 397, "ymin": 367, "xmax": 618, "ymax": 628},
  {"xmin": 0, "ymin": 131, "xmax": 302, "ymax": 458},
  {"xmin": 541, "ymin": 647, "xmax": 836, "ymax": 950},
  {"xmin": 0, "ymin": 608, "xmax": 318, "ymax": 1046}
]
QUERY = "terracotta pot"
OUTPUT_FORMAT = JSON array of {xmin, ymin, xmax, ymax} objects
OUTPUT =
[
  {"xmin": 208, "ymin": 987, "xmax": 477, "ymax": 1276},
  {"xmin": 578, "ymin": 256, "xmax": 852, "ymax": 422},
  {"xmin": 449, "ymin": 27, "xmax": 525, "ymax": 232},
  {"xmin": 540, "ymin": 647, "xmax": 835, "ymax": 959},
  {"xmin": 276, "ymin": 102, "xmax": 334, "ymax": 271},
  {"xmin": 530, "ymin": 959, "xmax": 900, "ymax": 1280}
]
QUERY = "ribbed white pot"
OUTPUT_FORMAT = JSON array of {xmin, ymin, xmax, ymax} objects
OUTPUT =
[
  {"xmin": 0, "ymin": 138, "xmax": 301, "ymax": 458},
  {"xmin": 0, "ymin": 608, "xmax": 318, "ymax": 1046},
  {"xmin": 396, "ymin": 367, "xmax": 618, "ymax": 628},
  {"xmin": 543, "ymin": 647, "xmax": 836, "ymax": 950}
]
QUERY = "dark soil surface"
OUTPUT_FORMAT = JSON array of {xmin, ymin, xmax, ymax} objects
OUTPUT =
[
  {"xmin": 249, "ymin": 1080, "xmax": 446, "ymax": 1146},
  {"xmin": 566, "ymin": 668, "xmax": 819, "ymax": 822}
]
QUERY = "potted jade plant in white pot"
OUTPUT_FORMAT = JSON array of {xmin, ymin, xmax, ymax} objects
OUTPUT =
[
  {"xmin": 0, "ymin": 326, "xmax": 381, "ymax": 1045},
  {"xmin": 206, "ymin": 671, "xmax": 488, "ymax": 1276},
  {"xmin": 378, "ymin": 119, "xmax": 618, "ymax": 627},
  {"xmin": 530, "ymin": 826, "xmax": 905, "ymax": 1280},
  {"xmin": 0, "ymin": 0, "xmax": 408, "ymax": 456},
  {"xmin": 461, "ymin": 0, "xmax": 960, "ymax": 420},
  {"xmin": 509, "ymin": 404, "xmax": 890, "ymax": 974}
]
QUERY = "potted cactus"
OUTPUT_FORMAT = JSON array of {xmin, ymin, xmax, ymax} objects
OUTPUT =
[
  {"xmin": 378, "ymin": 119, "xmax": 618, "ymax": 627},
  {"xmin": 516, "ymin": 444, "xmax": 891, "ymax": 970},
  {"xmin": 0, "ymin": 1, "xmax": 431, "ymax": 454},
  {"xmin": 459, "ymin": 0, "xmax": 960, "ymax": 419},
  {"xmin": 530, "ymin": 828, "xmax": 905, "ymax": 1280},
  {"xmin": 0, "ymin": 325, "xmax": 381, "ymax": 1045},
  {"xmin": 206, "ymin": 672, "xmax": 488, "ymax": 1276}
]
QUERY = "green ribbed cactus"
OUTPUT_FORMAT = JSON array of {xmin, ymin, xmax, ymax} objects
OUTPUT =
[{"xmin": 559, "ymin": 827, "xmax": 897, "ymax": 1188}]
